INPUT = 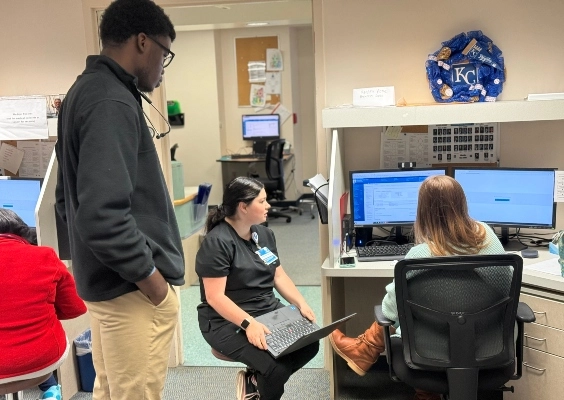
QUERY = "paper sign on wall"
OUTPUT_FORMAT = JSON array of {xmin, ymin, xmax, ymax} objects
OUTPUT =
[
  {"xmin": 0, "ymin": 142, "xmax": 25, "ymax": 174},
  {"xmin": 265, "ymin": 72, "xmax": 281, "ymax": 94},
  {"xmin": 353, "ymin": 86, "xmax": 395, "ymax": 107},
  {"xmin": 0, "ymin": 96, "xmax": 48, "ymax": 140},
  {"xmin": 17, "ymin": 141, "xmax": 56, "ymax": 178},
  {"xmin": 248, "ymin": 61, "xmax": 266, "ymax": 83},
  {"xmin": 266, "ymin": 49, "xmax": 283, "ymax": 71},
  {"xmin": 250, "ymin": 84, "xmax": 266, "ymax": 107},
  {"xmin": 271, "ymin": 103, "xmax": 292, "ymax": 124}
]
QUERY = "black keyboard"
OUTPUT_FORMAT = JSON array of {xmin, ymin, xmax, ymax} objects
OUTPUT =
[
  {"xmin": 356, "ymin": 243, "xmax": 414, "ymax": 262},
  {"xmin": 265, "ymin": 317, "xmax": 317, "ymax": 353}
]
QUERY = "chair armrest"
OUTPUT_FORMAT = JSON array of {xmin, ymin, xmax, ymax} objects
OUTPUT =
[
  {"xmin": 374, "ymin": 305, "xmax": 395, "ymax": 326},
  {"xmin": 516, "ymin": 302, "xmax": 536, "ymax": 323},
  {"xmin": 511, "ymin": 302, "xmax": 535, "ymax": 380}
]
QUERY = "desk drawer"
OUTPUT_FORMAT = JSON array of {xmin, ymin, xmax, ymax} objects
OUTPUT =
[
  {"xmin": 506, "ymin": 347, "xmax": 564, "ymax": 400},
  {"xmin": 520, "ymin": 293, "xmax": 564, "ymax": 330},
  {"xmin": 524, "ymin": 323, "xmax": 564, "ymax": 358}
]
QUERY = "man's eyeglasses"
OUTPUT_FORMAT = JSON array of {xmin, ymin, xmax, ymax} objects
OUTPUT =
[{"xmin": 147, "ymin": 35, "xmax": 175, "ymax": 68}]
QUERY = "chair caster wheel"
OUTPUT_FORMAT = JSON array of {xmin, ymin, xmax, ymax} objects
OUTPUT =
[{"xmin": 286, "ymin": 218, "xmax": 291, "ymax": 223}]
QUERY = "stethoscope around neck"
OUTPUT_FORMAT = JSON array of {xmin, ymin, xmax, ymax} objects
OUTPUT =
[{"xmin": 138, "ymin": 90, "xmax": 171, "ymax": 139}]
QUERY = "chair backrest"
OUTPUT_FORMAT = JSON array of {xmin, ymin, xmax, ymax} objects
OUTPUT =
[
  {"xmin": 265, "ymin": 139, "xmax": 286, "ymax": 193},
  {"xmin": 394, "ymin": 254, "xmax": 522, "ymax": 371}
]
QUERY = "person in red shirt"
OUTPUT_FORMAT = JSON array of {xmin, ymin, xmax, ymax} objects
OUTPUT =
[{"xmin": 0, "ymin": 208, "xmax": 87, "ymax": 399}]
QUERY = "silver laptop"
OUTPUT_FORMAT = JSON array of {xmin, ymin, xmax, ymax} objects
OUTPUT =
[{"xmin": 254, "ymin": 305, "xmax": 356, "ymax": 359}]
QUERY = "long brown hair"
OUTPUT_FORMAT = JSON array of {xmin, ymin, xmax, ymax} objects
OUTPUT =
[{"xmin": 413, "ymin": 175, "xmax": 487, "ymax": 256}]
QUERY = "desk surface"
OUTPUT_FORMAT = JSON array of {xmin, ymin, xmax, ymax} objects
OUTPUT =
[
  {"xmin": 217, "ymin": 153, "xmax": 294, "ymax": 163},
  {"xmin": 322, "ymin": 249, "xmax": 564, "ymax": 293}
]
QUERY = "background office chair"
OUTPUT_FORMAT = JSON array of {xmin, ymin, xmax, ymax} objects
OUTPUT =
[
  {"xmin": 257, "ymin": 139, "xmax": 301, "ymax": 223},
  {"xmin": 374, "ymin": 254, "xmax": 535, "ymax": 400}
]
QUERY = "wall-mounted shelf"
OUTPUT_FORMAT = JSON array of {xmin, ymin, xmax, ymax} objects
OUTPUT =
[{"xmin": 322, "ymin": 99, "xmax": 564, "ymax": 128}]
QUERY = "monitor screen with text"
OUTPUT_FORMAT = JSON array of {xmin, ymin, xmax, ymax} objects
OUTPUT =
[
  {"xmin": 242, "ymin": 114, "xmax": 281, "ymax": 141},
  {"xmin": 350, "ymin": 168, "xmax": 447, "ymax": 227}
]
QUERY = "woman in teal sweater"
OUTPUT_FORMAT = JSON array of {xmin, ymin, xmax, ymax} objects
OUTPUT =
[{"xmin": 330, "ymin": 175, "xmax": 505, "ymax": 400}]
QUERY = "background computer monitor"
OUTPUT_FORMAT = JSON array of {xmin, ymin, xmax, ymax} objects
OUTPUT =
[
  {"xmin": 0, "ymin": 178, "xmax": 43, "ymax": 228},
  {"xmin": 350, "ymin": 168, "xmax": 447, "ymax": 244},
  {"xmin": 242, "ymin": 114, "xmax": 281, "ymax": 141},
  {"xmin": 453, "ymin": 167, "xmax": 556, "ymax": 251}
]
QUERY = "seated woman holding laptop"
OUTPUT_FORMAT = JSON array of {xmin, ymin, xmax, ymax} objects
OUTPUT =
[{"xmin": 195, "ymin": 177, "xmax": 319, "ymax": 400}]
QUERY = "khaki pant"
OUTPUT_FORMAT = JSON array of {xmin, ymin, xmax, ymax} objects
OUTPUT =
[{"xmin": 86, "ymin": 285, "xmax": 179, "ymax": 400}]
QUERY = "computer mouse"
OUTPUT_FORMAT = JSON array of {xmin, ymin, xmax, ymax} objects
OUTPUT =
[{"xmin": 521, "ymin": 249, "xmax": 539, "ymax": 258}]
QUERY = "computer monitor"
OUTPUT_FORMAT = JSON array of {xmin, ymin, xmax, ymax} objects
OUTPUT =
[
  {"xmin": 350, "ymin": 168, "xmax": 447, "ymax": 244},
  {"xmin": 453, "ymin": 167, "xmax": 556, "ymax": 251},
  {"xmin": 242, "ymin": 114, "xmax": 281, "ymax": 141},
  {"xmin": 0, "ymin": 178, "xmax": 43, "ymax": 228}
]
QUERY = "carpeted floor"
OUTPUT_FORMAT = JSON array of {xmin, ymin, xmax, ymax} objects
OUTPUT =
[{"xmin": 11, "ymin": 364, "xmax": 417, "ymax": 400}]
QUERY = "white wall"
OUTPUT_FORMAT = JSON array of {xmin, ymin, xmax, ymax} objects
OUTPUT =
[
  {"xmin": 0, "ymin": 0, "xmax": 87, "ymax": 96},
  {"xmin": 316, "ymin": 0, "xmax": 564, "ymax": 229},
  {"xmin": 165, "ymin": 30, "xmax": 223, "ymax": 205}
]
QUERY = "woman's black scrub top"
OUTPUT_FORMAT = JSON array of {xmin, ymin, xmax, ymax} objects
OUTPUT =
[{"xmin": 196, "ymin": 221, "xmax": 282, "ymax": 332}]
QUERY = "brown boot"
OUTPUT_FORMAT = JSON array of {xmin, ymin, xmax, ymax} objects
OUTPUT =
[
  {"xmin": 328, "ymin": 322, "xmax": 386, "ymax": 376},
  {"xmin": 413, "ymin": 389, "xmax": 441, "ymax": 400}
]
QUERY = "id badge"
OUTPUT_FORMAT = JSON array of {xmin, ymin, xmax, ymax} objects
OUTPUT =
[{"xmin": 255, "ymin": 247, "xmax": 278, "ymax": 265}]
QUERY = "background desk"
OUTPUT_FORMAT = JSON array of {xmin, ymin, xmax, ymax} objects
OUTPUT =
[
  {"xmin": 216, "ymin": 153, "xmax": 296, "ymax": 198},
  {"xmin": 322, "ymin": 249, "xmax": 564, "ymax": 400}
]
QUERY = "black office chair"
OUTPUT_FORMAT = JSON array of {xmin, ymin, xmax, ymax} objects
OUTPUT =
[
  {"xmin": 258, "ymin": 139, "xmax": 301, "ymax": 223},
  {"xmin": 374, "ymin": 254, "xmax": 535, "ymax": 400}
]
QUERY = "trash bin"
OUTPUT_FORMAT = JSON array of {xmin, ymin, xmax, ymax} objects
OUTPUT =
[{"xmin": 74, "ymin": 329, "xmax": 96, "ymax": 392}]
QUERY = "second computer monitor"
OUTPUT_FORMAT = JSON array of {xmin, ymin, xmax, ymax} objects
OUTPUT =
[
  {"xmin": 453, "ymin": 167, "xmax": 556, "ymax": 250},
  {"xmin": 350, "ymin": 168, "xmax": 447, "ymax": 228}
]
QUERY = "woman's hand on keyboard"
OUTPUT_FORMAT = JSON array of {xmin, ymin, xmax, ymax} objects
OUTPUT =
[
  {"xmin": 246, "ymin": 320, "xmax": 271, "ymax": 350},
  {"xmin": 298, "ymin": 303, "xmax": 316, "ymax": 323}
]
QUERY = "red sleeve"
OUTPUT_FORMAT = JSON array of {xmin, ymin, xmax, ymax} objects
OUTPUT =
[{"xmin": 51, "ymin": 251, "xmax": 87, "ymax": 320}]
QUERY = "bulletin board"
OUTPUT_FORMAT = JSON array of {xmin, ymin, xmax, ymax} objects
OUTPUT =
[{"xmin": 235, "ymin": 36, "xmax": 280, "ymax": 106}]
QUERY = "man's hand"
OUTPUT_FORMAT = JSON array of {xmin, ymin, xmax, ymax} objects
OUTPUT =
[{"xmin": 136, "ymin": 268, "xmax": 169, "ymax": 306}]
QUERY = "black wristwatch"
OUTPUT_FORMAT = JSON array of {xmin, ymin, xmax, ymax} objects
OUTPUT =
[{"xmin": 240, "ymin": 318, "xmax": 252, "ymax": 331}]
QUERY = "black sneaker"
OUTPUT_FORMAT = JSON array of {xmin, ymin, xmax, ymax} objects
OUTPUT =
[{"xmin": 236, "ymin": 369, "xmax": 260, "ymax": 399}]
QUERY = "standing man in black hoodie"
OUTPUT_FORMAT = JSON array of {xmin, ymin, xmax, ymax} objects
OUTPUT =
[{"xmin": 55, "ymin": 1, "xmax": 184, "ymax": 399}]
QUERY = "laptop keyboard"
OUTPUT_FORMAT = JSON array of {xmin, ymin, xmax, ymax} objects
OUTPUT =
[
  {"xmin": 356, "ymin": 243, "xmax": 414, "ymax": 262},
  {"xmin": 265, "ymin": 317, "xmax": 317, "ymax": 352}
]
